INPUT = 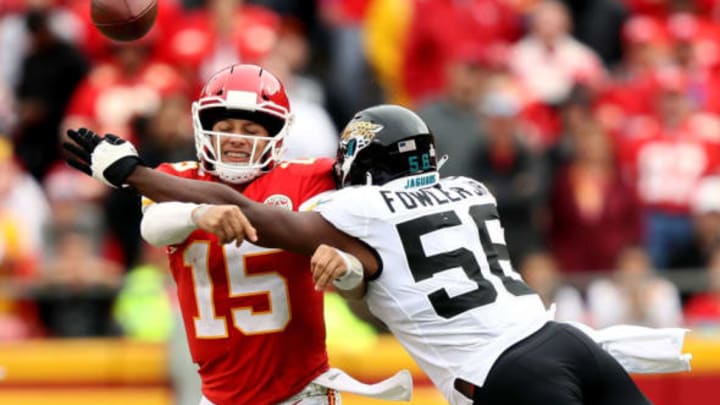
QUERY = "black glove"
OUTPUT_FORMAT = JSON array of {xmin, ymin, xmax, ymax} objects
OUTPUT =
[{"xmin": 63, "ymin": 128, "xmax": 143, "ymax": 188}]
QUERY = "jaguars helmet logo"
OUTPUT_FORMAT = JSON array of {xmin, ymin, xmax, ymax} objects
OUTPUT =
[{"xmin": 340, "ymin": 121, "xmax": 383, "ymax": 150}]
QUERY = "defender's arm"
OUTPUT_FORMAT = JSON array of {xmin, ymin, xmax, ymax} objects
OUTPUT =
[
  {"xmin": 127, "ymin": 166, "xmax": 379, "ymax": 276},
  {"xmin": 62, "ymin": 129, "xmax": 378, "ymax": 280}
]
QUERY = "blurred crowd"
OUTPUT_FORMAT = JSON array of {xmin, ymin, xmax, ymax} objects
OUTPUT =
[{"xmin": 2, "ymin": 0, "xmax": 720, "ymax": 343}]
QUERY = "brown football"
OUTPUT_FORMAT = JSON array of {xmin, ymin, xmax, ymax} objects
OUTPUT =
[{"xmin": 90, "ymin": 0, "xmax": 158, "ymax": 42}]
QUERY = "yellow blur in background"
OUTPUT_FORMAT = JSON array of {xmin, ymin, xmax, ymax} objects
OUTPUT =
[
  {"xmin": 0, "ymin": 332, "xmax": 718, "ymax": 405},
  {"xmin": 0, "ymin": 292, "xmax": 716, "ymax": 405},
  {"xmin": 0, "ymin": 335, "xmax": 446, "ymax": 405}
]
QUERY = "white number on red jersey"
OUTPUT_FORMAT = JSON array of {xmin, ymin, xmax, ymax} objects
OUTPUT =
[{"xmin": 183, "ymin": 242, "xmax": 290, "ymax": 338}]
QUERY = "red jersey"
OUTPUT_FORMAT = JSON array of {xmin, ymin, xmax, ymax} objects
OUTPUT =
[
  {"xmin": 145, "ymin": 159, "xmax": 335, "ymax": 405},
  {"xmin": 63, "ymin": 62, "xmax": 186, "ymax": 144},
  {"xmin": 617, "ymin": 114, "xmax": 720, "ymax": 213}
]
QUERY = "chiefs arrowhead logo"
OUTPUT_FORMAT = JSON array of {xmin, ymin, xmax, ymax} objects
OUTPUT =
[{"xmin": 263, "ymin": 194, "xmax": 293, "ymax": 210}]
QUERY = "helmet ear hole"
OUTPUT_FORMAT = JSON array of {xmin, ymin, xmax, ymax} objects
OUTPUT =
[{"xmin": 201, "ymin": 159, "xmax": 215, "ymax": 173}]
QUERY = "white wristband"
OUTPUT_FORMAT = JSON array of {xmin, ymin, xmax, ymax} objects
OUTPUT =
[{"xmin": 332, "ymin": 248, "xmax": 364, "ymax": 290}]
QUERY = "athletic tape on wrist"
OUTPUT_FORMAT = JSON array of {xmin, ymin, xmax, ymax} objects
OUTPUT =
[
  {"xmin": 191, "ymin": 204, "xmax": 211, "ymax": 227},
  {"xmin": 332, "ymin": 248, "xmax": 364, "ymax": 290}
]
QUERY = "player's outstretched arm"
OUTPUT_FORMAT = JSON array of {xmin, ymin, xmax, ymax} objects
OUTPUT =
[
  {"xmin": 63, "ymin": 129, "xmax": 379, "ymax": 276},
  {"xmin": 134, "ymin": 166, "xmax": 375, "ymax": 266}
]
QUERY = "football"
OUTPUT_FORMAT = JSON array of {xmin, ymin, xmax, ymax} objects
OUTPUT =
[{"xmin": 90, "ymin": 0, "xmax": 158, "ymax": 42}]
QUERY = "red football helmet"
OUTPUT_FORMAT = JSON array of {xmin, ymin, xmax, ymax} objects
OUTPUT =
[{"xmin": 192, "ymin": 64, "xmax": 293, "ymax": 183}]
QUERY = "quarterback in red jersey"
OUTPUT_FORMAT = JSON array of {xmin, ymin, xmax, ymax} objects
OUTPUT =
[{"xmin": 139, "ymin": 64, "xmax": 337, "ymax": 404}]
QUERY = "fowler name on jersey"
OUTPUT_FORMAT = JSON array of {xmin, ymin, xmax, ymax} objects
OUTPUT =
[{"xmin": 380, "ymin": 177, "xmax": 486, "ymax": 213}]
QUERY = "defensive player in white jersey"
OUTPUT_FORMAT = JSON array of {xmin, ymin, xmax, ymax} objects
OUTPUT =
[{"xmin": 64, "ymin": 105, "xmax": 651, "ymax": 405}]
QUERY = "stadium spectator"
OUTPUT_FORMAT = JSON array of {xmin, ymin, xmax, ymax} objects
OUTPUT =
[
  {"xmin": 561, "ymin": 0, "xmax": 629, "ymax": 67},
  {"xmin": 595, "ymin": 15, "xmax": 669, "ymax": 134},
  {"xmin": 402, "ymin": 0, "xmax": 521, "ymax": 105},
  {"xmin": 13, "ymin": 8, "xmax": 88, "ymax": 180},
  {"xmin": 261, "ymin": 19, "xmax": 338, "ymax": 160},
  {"xmin": 472, "ymin": 90, "xmax": 547, "ymax": 263},
  {"xmin": 587, "ymin": 246, "xmax": 683, "ymax": 328},
  {"xmin": 548, "ymin": 121, "xmax": 641, "ymax": 272},
  {"xmin": 319, "ymin": 0, "xmax": 380, "ymax": 125},
  {"xmin": 112, "ymin": 244, "xmax": 174, "ymax": 342},
  {"xmin": 520, "ymin": 251, "xmax": 586, "ymax": 322},
  {"xmin": 617, "ymin": 66, "xmax": 720, "ymax": 269},
  {"xmin": 163, "ymin": 0, "xmax": 281, "ymax": 91},
  {"xmin": 134, "ymin": 93, "xmax": 196, "ymax": 168},
  {"xmin": 669, "ymin": 175, "xmax": 720, "ymax": 268},
  {"xmin": 418, "ymin": 44, "xmax": 490, "ymax": 178},
  {"xmin": 263, "ymin": 19, "xmax": 326, "ymax": 106},
  {"xmin": 0, "ymin": 0, "xmax": 84, "ymax": 92},
  {"xmin": 664, "ymin": 11, "xmax": 720, "ymax": 116},
  {"xmin": 0, "ymin": 138, "xmax": 46, "ymax": 340},
  {"xmin": 0, "ymin": 137, "xmax": 51, "ymax": 261},
  {"xmin": 42, "ymin": 157, "xmax": 107, "ymax": 244},
  {"xmin": 545, "ymin": 83, "xmax": 596, "ymax": 172},
  {"xmin": 33, "ymin": 222, "xmax": 123, "ymax": 337},
  {"xmin": 509, "ymin": 0, "xmax": 607, "ymax": 106},
  {"xmin": 684, "ymin": 245, "xmax": 720, "ymax": 331},
  {"xmin": 61, "ymin": 37, "xmax": 186, "ymax": 145}
]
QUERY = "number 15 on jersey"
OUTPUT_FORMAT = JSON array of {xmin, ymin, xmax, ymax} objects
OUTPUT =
[{"xmin": 184, "ymin": 242, "xmax": 291, "ymax": 338}]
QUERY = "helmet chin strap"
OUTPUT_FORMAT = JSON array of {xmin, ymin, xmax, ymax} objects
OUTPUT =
[
  {"xmin": 437, "ymin": 154, "xmax": 449, "ymax": 170},
  {"xmin": 366, "ymin": 171, "xmax": 373, "ymax": 185}
]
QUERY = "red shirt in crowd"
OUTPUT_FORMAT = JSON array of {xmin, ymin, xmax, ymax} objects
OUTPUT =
[
  {"xmin": 549, "ymin": 166, "xmax": 641, "ymax": 272},
  {"xmin": 402, "ymin": 0, "xmax": 520, "ymax": 104},
  {"xmin": 617, "ymin": 115, "xmax": 720, "ymax": 213},
  {"xmin": 63, "ymin": 61, "xmax": 186, "ymax": 144}
]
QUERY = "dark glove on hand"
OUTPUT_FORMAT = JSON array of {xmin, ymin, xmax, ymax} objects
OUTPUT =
[{"xmin": 63, "ymin": 128, "xmax": 143, "ymax": 188}]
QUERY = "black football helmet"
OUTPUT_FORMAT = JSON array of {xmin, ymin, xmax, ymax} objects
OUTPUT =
[{"xmin": 335, "ymin": 104, "xmax": 439, "ymax": 188}]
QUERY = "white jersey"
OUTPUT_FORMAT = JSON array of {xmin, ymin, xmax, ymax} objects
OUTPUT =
[{"xmin": 315, "ymin": 176, "xmax": 550, "ymax": 405}]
